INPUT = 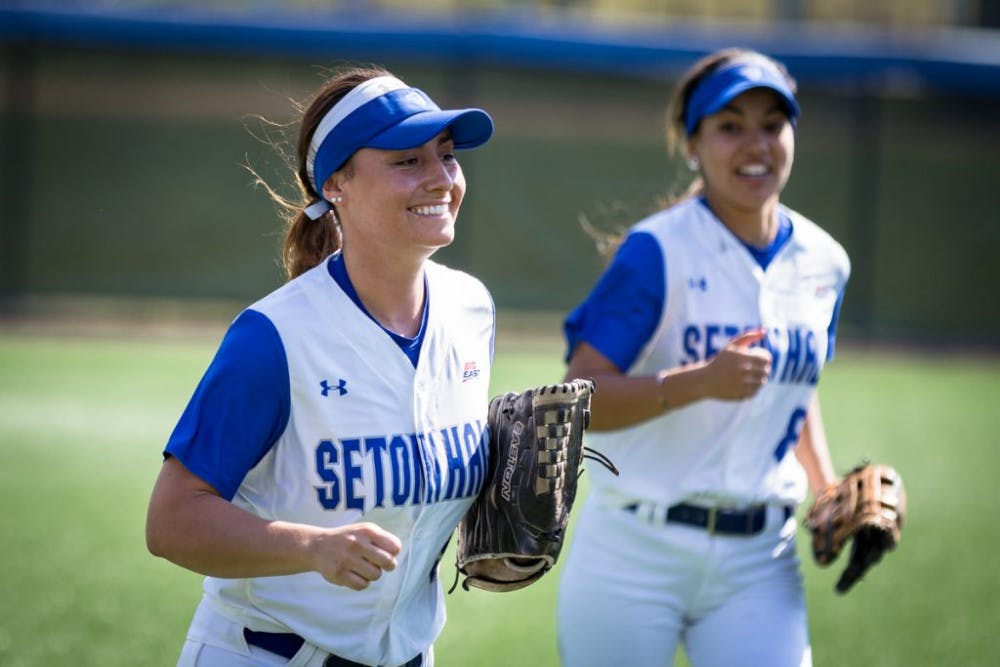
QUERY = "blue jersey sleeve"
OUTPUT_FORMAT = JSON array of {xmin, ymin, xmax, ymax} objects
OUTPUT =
[
  {"xmin": 826, "ymin": 287, "xmax": 847, "ymax": 361},
  {"xmin": 563, "ymin": 231, "xmax": 666, "ymax": 372},
  {"xmin": 164, "ymin": 309, "xmax": 290, "ymax": 501}
]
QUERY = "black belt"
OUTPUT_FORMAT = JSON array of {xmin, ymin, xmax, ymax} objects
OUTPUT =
[
  {"xmin": 623, "ymin": 501, "xmax": 792, "ymax": 536},
  {"xmin": 243, "ymin": 629, "xmax": 422, "ymax": 667}
]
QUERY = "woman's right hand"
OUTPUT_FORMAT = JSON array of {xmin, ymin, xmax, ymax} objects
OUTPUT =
[
  {"xmin": 698, "ymin": 328, "xmax": 772, "ymax": 400},
  {"xmin": 310, "ymin": 523, "xmax": 403, "ymax": 590}
]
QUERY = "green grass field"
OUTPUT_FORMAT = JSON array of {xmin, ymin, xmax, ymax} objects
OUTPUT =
[{"xmin": 1, "ymin": 326, "xmax": 998, "ymax": 666}]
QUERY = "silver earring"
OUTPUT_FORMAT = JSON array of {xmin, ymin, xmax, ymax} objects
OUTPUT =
[
  {"xmin": 331, "ymin": 196, "xmax": 343, "ymax": 204},
  {"xmin": 686, "ymin": 157, "xmax": 700, "ymax": 172}
]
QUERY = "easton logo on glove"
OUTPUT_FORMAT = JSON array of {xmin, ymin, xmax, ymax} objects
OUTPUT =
[
  {"xmin": 452, "ymin": 379, "xmax": 617, "ymax": 592},
  {"xmin": 806, "ymin": 462, "xmax": 906, "ymax": 594},
  {"xmin": 500, "ymin": 422, "xmax": 525, "ymax": 501}
]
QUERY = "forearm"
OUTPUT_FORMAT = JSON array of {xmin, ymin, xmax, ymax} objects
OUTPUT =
[
  {"xmin": 565, "ymin": 332, "xmax": 772, "ymax": 432},
  {"xmin": 147, "ymin": 457, "xmax": 401, "ymax": 589},
  {"xmin": 566, "ymin": 362, "xmax": 709, "ymax": 431},
  {"xmin": 794, "ymin": 394, "xmax": 838, "ymax": 495},
  {"xmin": 149, "ymin": 495, "xmax": 317, "ymax": 578},
  {"xmin": 146, "ymin": 461, "xmax": 319, "ymax": 578}
]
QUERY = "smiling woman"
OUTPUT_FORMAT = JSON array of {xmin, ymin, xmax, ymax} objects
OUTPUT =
[
  {"xmin": 331, "ymin": 133, "xmax": 468, "ymax": 305},
  {"xmin": 288, "ymin": 69, "xmax": 492, "ymax": 281},
  {"xmin": 556, "ymin": 48, "xmax": 853, "ymax": 667},
  {"xmin": 144, "ymin": 66, "xmax": 497, "ymax": 667}
]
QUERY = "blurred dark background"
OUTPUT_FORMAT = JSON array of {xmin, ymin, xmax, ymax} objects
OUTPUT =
[{"xmin": 1, "ymin": 1, "xmax": 998, "ymax": 347}]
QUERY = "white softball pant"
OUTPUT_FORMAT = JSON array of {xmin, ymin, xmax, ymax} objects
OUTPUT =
[
  {"xmin": 175, "ymin": 599, "xmax": 432, "ymax": 667},
  {"xmin": 177, "ymin": 599, "xmax": 326, "ymax": 667},
  {"xmin": 557, "ymin": 495, "xmax": 810, "ymax": 667}
]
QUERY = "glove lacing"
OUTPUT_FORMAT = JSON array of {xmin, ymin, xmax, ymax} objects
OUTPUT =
[{"xmin": 582, "ymin": 446, "xmax": 619, "ymax": 476}]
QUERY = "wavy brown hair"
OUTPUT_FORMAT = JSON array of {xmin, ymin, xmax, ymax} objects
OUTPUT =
[{"xmin": 249, "ymin": 66, "xmax": 393, "ymax": 280}]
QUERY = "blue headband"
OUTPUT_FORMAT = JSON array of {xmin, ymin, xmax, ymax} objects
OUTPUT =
[
  {"xmin": 684, "ymin": 57, "xmax": 800, "ymax": 136},
  {"xmin": 306, "ymin": 76, "xmax": 494, "ymax": 195}
]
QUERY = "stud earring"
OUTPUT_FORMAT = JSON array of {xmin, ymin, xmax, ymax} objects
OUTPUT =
[
  {"xmin": 331, "ymin": 196, "xmax": 343, "ymax": 204},
  {"xmin": 686, "ymin": 157, "xmax": 700, "ymax": 172}
]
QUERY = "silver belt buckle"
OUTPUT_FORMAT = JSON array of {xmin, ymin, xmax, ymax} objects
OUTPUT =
[{"xmin": 706, "ymin": 506, "xmax": 718, "ymax": 535}]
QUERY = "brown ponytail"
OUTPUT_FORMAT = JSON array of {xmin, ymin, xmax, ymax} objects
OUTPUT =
[
  {"xmin": 269, "ymin": 65, "xmax": 392, "ymax": 280},
  {"xmin": 281, "ymin": 209, "xmax": 343, "ymax": 280}
]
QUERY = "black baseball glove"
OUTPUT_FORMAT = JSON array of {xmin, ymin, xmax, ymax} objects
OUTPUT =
[{"xmin": 452, "ymin": 379, "xmax": 616, "ymax": 592}]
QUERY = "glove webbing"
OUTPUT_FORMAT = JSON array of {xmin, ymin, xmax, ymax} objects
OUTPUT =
[{"xmin": 535, "ymin": 411, "xmax": 571, "ymax": 494}]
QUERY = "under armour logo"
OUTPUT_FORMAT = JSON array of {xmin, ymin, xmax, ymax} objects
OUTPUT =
[
  {"xmin": 687, "ymin": 276, "xmax": 708, "ymax": 291},
  {"xmin": 320, "ymin": 379, "xmax": 348, "ymax": 397}
]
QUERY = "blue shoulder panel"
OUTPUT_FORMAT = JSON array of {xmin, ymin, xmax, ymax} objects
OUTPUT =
[
  {"xmin": 164, "ymin": 309, "xmax": 290, "ymax": 500},
  {"xmin": 563, "ymin": 231, "xmax": 665, "ymax": 372}
]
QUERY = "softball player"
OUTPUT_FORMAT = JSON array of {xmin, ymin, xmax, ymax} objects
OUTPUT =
[
  {"xmin": 556, "ymin": 49, "xmax": 848, "ymax": 667},
  {"xmin": 146, "ymin": 68, "xmax": 495, "ymax": 667}
]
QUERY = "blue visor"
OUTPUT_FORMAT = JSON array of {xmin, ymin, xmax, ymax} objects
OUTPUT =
[
  {"xmin": 684, "ymin": 58, "xmax": 800, "ymax": 136},
  {"xmin": 309, "ymin": 83, "xmax": 493, "ymax": 192}
]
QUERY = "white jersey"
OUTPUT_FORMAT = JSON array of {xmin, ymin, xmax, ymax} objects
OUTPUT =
[
  {"xmin": 202, "ymin": 259, "xmax": 495, "ymax": 665},
  {"xmin": 586, "ymin": 198, "xmax": 850, "ymax": 507}
]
